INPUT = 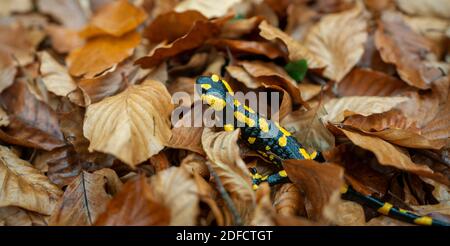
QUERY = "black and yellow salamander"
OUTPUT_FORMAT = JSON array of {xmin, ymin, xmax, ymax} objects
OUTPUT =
[{"xmin": 196, "ymin": 74, "xmax": 449, "ymax": 226}]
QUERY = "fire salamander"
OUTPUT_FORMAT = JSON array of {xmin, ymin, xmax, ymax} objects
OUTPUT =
[{"xmin": 196, "ymin": 74, "xmax": 449, "ymax": 226}]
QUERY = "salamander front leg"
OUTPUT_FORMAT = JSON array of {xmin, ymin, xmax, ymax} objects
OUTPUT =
[{"xmin": 250, "ymin": 168, "xmax": 290, "ymax": 190}]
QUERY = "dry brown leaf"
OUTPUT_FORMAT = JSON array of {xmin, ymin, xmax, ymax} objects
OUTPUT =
[
  {"xmin": 221, "ymin": 16, "xmax": 263, "ymax": 39},
  {"xmin": 397, "ymin": 90, "xmax": 440, "ymax": 127},
  {"xmin": 150, "ymin": 167, "xmax": 199, "ymax": 226},
  {"xmin": 250, "ymin": 183, "xmax": 276, "ymax": 226},
  {"xmin": 0, "ymin": 80, "xmax": 66, "ymax": 151},
  {"xmin": 181, "ymin": 153, "xmax": 209, "ymax": 178},
  {"xmin": 362, "ymin": 128, "xmax": 446, "ymax": 149},
  {"xmin": 77, "ymin": 63, "xmax": 133, "ymax": 105},
  {"xmin": 37, "ymin": 0, "xmax": 88, "ymax": 29},
  {"xmin": 175, "ymin": 0, "xmax": 241, "ymax": 18},
  {"xmin": 273, "ymin": 183, "xmax": 305, "ymax": 216},
  {"xmin": 135, "ymin": 21, "xmax": 219, "ymax": 68},
  {"xmin": 375, "ymin": 11, "xmax": 445, "ymax": 89},
  {"xmin": 298, "ymin": 82, "xmax": 322, "ymax": 101},
  {"xmin": 337, "ymin": 68, "xmax": 412, "ymax": 97},
  {"xmin": 0, "ymin": 206, "xmax": 47, "ymax": 226},
  {"xmin": 343, "ymin": 109, "xmax": 417, "ymax": 132},
  {"xmin": 0, "ymin": 23, "xmax": 38, "ymax": 65},
  {"xmin": 239, "ymin": 60, "xmax": 305, "ymax": 106},
  {"xmin": 396, "ymin": 0, "xmax": 450, "ymax": 19},
  {"xmin": 38, "ymin": 51, "xmax": 83, "ymax": 102},
  {"xmin": 259, "ymin": 20, "xmax": 326, "ymax": 69},
  {"xmin": 0, "ymin": 57, "xmax": 16, "ymax": 94},
  {"xmin": 421, "ymin": 95, "xmax": 450, "ymax": 145},
  {"xmin": 80, "ymin": 0, "xmax": 147, "ymax": 38},
  {"xmin": 201, "ymin": 128, "xmax": 255, "ymax": 222},
  {"xmin": 192, "ymin": 172, "xmax": 224, "ymax": 225},
  {"xmin": 226, "ymin": 65, "xmax": 261, "ymax": 89},
  {"xmin": 95, "ymin": 175, "xmax": 170, "ymax": 226},
  {"xmin": 45, "ymin": 25, "xmax": 85, "ymax": 54},
  {"xmin": 0, "ymin": 0, "xmax": 32, "ymax": 16},
  {"xmin": 144, "ymin": 10, "xmax": 207, "ymax": 43},
  {"xmin": 0, "ymin": 145, "xmax": 62, "ymax": 215},
  {"xmin": 83, "ymin": 80, "xmax": 173, "ymax": 167},
  {"xmin": 67, "ymin": 31, "xmax": 141, "ymax": 78},
  {"xmin": 283, "ymin": 159, "xmax": 344, "ymax": 222},
  {"xmin": 282, "ymin": 104, "xmax": 335, "ymax": 152},
  {"xmin": 208, "ymin": 39, "xmax": 284, "ymax": 59},
  {"xmin": 304, "ymin": 3, "xmax": 368, "ymax": 81},
  {"xmin": 340, "ymin": 128, "xmax": 449, "ymax": 185},
  {"xmin": 322, "ymin": 96, "xmax": 408, "ymax": 123},
  {"xmin": 49, "ymin": 171, "xmax": 112, "ymax": 226},
  {"xmin": 333, "ymin": 200, "xmax": 366, "ymax": 226}
]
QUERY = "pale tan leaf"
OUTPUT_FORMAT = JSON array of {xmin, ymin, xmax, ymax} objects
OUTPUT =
[
  {"xmin": 282, "ymin": 105, "xmax": 335, "ymax": 152},
  {"xmin": 396, "ymin": 0, "xmax": 450, "ymax": 19},
  {"xmin": 304, "ymin": 3, "xmax": 368, "ymax": 81},
  {"xmin": 175, "ymin": 0, "xmax": 241, "ymax": 18},
  {"xmin": 362, "ymin": 128, "xmax": 445, "ymax": 149},
  {"xmin": 49, "ymin": 171, "xmax": 111, "ymax": 226},
  {"xmin": 250, "ymin": 184, "xmax": 276, "ymax": 226},
  {"xmin": 38, "ymin": 52, "xmax": 83, "ymax": 102},
  {"xmin": 340, "ymin": 129, "xmax": 448, "ymax": 185},
  {"xmin": 0, "ymin": 107, "xmax": 9, "ymax": 127},
  {"xmin": 0, "ymin": 206, "xmax": 47, "ymax": 226},
  {"xmin": 323, "ymin": 96, "xmax": 408, "ymax": 123},
  {"xmin": 37, "ymin": 0, "xmax": 88, "ymax": 29},
  {"xmin": 150, "ymin": 167, "xmax": 199, "ymax": 226},
  {"xmin": 83, "ymin": 80, "xmax": 173, "ymax": 167},
  {"xmin": 273, "ymin": 183, "xmax": 305, "ymax": 216},
  {"xmin": 201, "ymin": 128, "xmax": 255, "ymax": 222},
  {"xmin": 181, "ymin": 153, "xmax": 209, "ymax": 179},
  {"xmin": 0, "ymin": 0, "xmax": 32, "ymax": 16},
  {"xmin": 0, "ymin": 145, "xmax": 62, "ymax": 215},
  {"xmin": 259, "ymin": 20, "xmax": 326, "ymax": 69},
  {"xmin": 333, "ymin": 201, "xmax": 366, "ymax": 226}
]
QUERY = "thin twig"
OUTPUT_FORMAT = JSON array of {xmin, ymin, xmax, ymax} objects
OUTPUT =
[{"xmin": 206, "ymin": 161, "xmax": 243, "ymax": 226}]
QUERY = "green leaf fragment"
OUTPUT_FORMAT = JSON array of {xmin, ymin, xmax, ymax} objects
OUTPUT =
[{"xmin": 285, "ymin": 59, "xmax": 308, "ymax": 82}]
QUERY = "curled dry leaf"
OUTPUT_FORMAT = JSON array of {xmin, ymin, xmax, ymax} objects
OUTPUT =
[
  {"xmin": 208, "ymin": 39, "xmax": 284, "ymax": 59},
  {"xmin": 80, "ymin": 0, "xmax": 147, "ymax": 38},
  {"xmin": 135, "ymin": 21, "xmax": 219, "ymax": 68},
  {"xmin": 37, "ymin": 0, "xmax": 87, "ymax": 30},
  {"xmin": 38, "ymin": 52, "xmax": 83, "ymax": 102},
  {"xmin": 333, "ymin": 200, "xmax": 366, "ymax": 226},
  {"xmin": 396, "ymin": 0, "xmax": 450, "ymax": 19},
  {"xmin": 343, "ymin": 109, "xmax": 417, "ymax": 132},
  {"xmin": 250, "ymin": 183, "xmax": 276, "ymax": 226},
  {"xmin": 0, "ymin": 80, "xmax": 66, "ymax": 151},
  {"xmin": 304, "ymin": 3, "xmax": 368, "ymax": 81},
  {"xmin": 337, "ymin": 68, "xmax": 412, "ymax": 97},
  {"xmin": 144, "ymin": 10, "xmax": 207, "ymax": 43},
  {"xmin": 322, "ymin": 96, "xmax": 408, "ymax": 123},
  {"xmin": 0, "ymin": 55, "xmax": 16, "ymax": 94},
  {"xmin": 83, "ymin": 80, "xmax": 173, "ymax": 167},
  {"xmin": 361, "ymin": 128, "xmax": 446, "ymax": 149},
  {"xmin": 193, "ymin": 172, "xmax": 224, "ymax": 226},
  {"xmin": 421, "ymin": 95, "xmax": 450, "ymax": 145},
  {"xmin": 259, "ymin": 20, "xmax": 326, "ymax": 69},
  {"xmin": 0, "ymin": 206, "xmax": 47, "ymax": 226},
  {"xmin": 340, "ymin": 129, "xmax": 449, "ymax": 185},
  {"xmin": 282, "ymin": 104, "xmax": 335, "ymax": 152},
  {"xmin": 0, "ymin": 145, "xmax": 62, "ymax": 215},
  {"xmin": 150, "ymin": 167, "xmax": 199, "ymax": 226},
  {"xmin": 375, "ymin": 12, "xmax": 445, "ymax": 89},
  {"xmin": 221, "ymin": 16, "xmax": 263, "ymax": 39},
  {"xmin": 201, "ymin": 128, "xmax": 255, "ymax": 222},
  {"xmin": 175, "ymin": 0, "xmax": 241, "ymax": 18},
  {"xmin": 95, "ymin": 175, "xmax": 170, "ymax": 226},
  {"xmin": 0, "ymin": 107, "xmax": 9, "ymax": 127},
  {"xmin": 0, "ymin": 23, "xmax": 38, "ymax": 66},
  {"xmin": 67, "ymin": 31, "xmax": 141, "ymax": 78},
  {"xmin": 181, "ymin": 153, "xmax": 209, "ymax": 179},
  {"xmin": 273, "ymin": 183, "xmax": 305, "ymax": 216},
  {"xmin": 49, "ymin": 170, "xmax": 114, "ymax": 226},
  {"xmin": 283, "ymin": 159, "xmax": 344, "ymax": 222}
]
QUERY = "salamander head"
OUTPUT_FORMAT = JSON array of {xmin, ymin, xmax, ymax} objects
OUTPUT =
[{"xmin": 196, "ymin": 74, "xmax": 234, "ymax": 111}]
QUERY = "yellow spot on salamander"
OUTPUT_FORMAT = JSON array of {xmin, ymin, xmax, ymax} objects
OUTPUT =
[
  {"xmin": 399, "ymin": 208, "xmax": 408, "ymax": 214},
  {"xmin": 340, "ymin": 184, "xmax": 349, "ymax": 194},
  {"xmin": 377, "ymin": 202, "xmax": 393, "ymax": 215},
  {"xmin": 278, "ymin": 135, "xmax": 287, "ymax": 147},
  {"xmin": 200, "ymin": 84, "xmax": 211, "ymax": 90},
  {"xmin": 201, "ymin": 94, "xmax": 226, "ymax": 111},
  {"xmin": 252, "ymin": 173, "xmax": 262, "ymax": 179},
  {"xmin": 265, "ymin": 146, "xmax": 270, "ymax": 151},
  {"xmin": 253, "ymin": 184, "xmax": 259, "ymax": 190},
  {"xmin": 259, "ymin": 118, "xmax": 269, "ymax": 133},
  {"xmin": 243, "ymin": 104, "xmax": 255, "ymax": 113},
  {"xmin": 224, "ymin": 124, "xmax": 234, "ymax": 132},
  {"xmin": 269, "ymin": 154, "xmax": 275, "ymax": 160},
  {"xmin": 279, "ymin": 170, "xmax": 287, "ymax": 177},
  {"xmin": 234, "ymin": 111, "xmax": 255, "ymax": 127},
  {"xmin": 221, "ymin": 79, "xmax": 234, "ymax": 96},
  {"xmin": 275, "ymin": 122, "xmax": 291, "ymax": 136},
  {"xmin": 211, "ymin": 74, "xmax": 220, "ymax": 82},
  {"xmin": 261, "ymin": 175, "xmax": 268, "ymax": 181},
  {"xmin": 248, "ymin": 137, "xmax": 256, "ymax": 144},
  {"xmin": 310, "ymin": 151, "xmax": 318, "ymax": 160},
  {"xmin": 414, "ymin": 216, "xmax": 433, "ymax": 226},
  {"xmin": 299, "ymin": 148, "xmax": 311, "ymax": 159}
]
